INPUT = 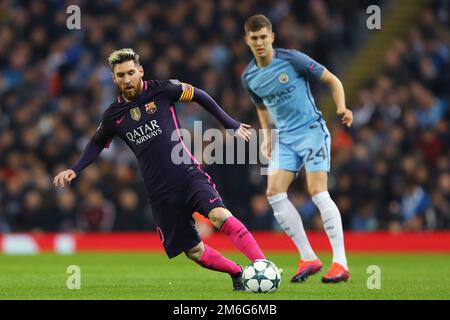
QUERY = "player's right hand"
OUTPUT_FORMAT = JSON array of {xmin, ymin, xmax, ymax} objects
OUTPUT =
[
  {"xmin": 53, "ymin": 169, "xmax": 77, "ymax": 188},
  {"xmin": 261, "ymin": 139, "xmax": 271, "ymax": 160},
  {"xmin": 337, "ymin": 108, "xmax": 353, "ymax": 127}
]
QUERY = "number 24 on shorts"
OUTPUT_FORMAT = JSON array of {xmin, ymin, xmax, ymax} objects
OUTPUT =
[{"xmin": 304, "ymin": 147, "xmax": 326, "ymax": 165}]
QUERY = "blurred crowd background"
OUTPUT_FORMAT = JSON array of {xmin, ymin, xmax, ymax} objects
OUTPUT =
[{"xmin": 0, "ymin": 0, "xmax": 448, "ymax": 233}]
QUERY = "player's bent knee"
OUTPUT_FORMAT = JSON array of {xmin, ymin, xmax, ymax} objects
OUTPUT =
[
  {"xmin": 208, "ymin": 207, "xmax": 232, "ymax": 229},
  {"xmin": 308, "ymin": 186, "xmax": 328, "ymax": 197},
  {"xmin": 266, "ymin": 189, "xmax": 284, "ymax": 198},
  {"xmin": 185, "ymin": 242, "xmax": 204, "ymax": 262},
  {"xmin": 266, "ymin": 190, "xmax": 275, "ymax": 198}
]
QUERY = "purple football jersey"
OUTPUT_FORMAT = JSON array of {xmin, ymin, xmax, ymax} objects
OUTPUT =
[{"xmin": 93, "ymin": 80, "xmax": 202, "ymax": 203}]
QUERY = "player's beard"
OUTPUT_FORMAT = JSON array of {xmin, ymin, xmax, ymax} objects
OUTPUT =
[{"xmin": 121, "ymin": 80, "xmax": 142, "ymax": 101}]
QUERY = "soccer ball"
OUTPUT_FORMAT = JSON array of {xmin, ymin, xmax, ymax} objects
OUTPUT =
[{"xmin": 242, "ymin": 259, "xmax": 281, "ymax": 293}]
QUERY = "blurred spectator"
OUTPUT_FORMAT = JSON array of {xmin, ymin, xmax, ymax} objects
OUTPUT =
[
  {"xmin": 411, "ymin": 82, "xmax": 448, "ymax": 128},
  {"xmin": 432, "ymin": 172, "xmax": 450, "ymax": 229},
  {"xmin": 351, "ymin": 201, "xmax": 378, "ymax": 231},
  {"xmin": 399, "ymin": 181, "xmax": 431, "ymax": 231},
  {"xmin": 55, "ymin": 190, "xmax": 78, "ymax": 232},
  {"xmin": 16, "ymin": 190, "xmax": 54, "ymax": 232},
  {"xmin": 248, "ymin": 194, "xmax": 273, "ymax": 230},
  {"xmin": 290, "ymin": 192, "xmax": 318, "ymax": 230},
  {"xmin": 113, "ymin": 188, "xmax": 149, "ymax": 231},
  {"xmin": 77, "ymin": 190, "xmax": 115, "ymax": 232}
]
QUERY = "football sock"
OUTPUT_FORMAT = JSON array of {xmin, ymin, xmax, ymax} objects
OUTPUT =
[
  {"xmin": 198, "ymin": 244, "xmax": 242, "ymax": 275},
  {"xmin": 312, "ymin": 191, "xmax": 348, "ymax": 269},
  {"xmin": 220, "ymin": 216, "xmax": 266, "ymax": 261},
  {"xmin": 268, "ymin": 193, "xmax": 318, "ymax": 261}
]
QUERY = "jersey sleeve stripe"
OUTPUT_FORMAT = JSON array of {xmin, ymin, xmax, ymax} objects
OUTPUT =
[
  {"xmin": 179, "ymin": 84, "xmax": 194, "ymax": 102},
  {"xmin": 187, "ymin": 86, "xmax": 194, "ymax": 101},
  {"xmin": 179, "ymin": 89, "xmax": 188, "ymax": 101}
]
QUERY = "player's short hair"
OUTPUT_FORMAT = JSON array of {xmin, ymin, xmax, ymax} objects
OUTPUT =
[
  {"xmin": 244, "ymin": 14, "xmax": 272, "ymax": 34},
  {"xmin": 108, "ymin": 48, "xmax": 140, "ymax": 71}
]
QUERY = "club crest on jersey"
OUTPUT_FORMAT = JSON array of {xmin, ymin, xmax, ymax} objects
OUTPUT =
[
  {"xmin": 145, "ymin": 101, "xmax": 157, "ymax": 114},
  {"xmin": 278, "ymin": 72, "xmax": 289, "ymax": 84},
  {"xmin": 130, "ymin": 107, "xmax": 141, "ymax": 121}
]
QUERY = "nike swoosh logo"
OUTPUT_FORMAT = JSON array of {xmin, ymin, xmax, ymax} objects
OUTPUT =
[
  {"xmin": 116, "ymin": 116, "xmax": 125, "ymax": 125},
  {"xmin": 209, "ymin": 197, "xmax": 220, "ymax": 204}
]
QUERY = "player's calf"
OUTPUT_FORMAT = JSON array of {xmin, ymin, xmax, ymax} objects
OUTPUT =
[
  {"xmin": 187, "ymin": 242, "xmax": 245, "ymax": 291},
  {"xmin": 212, "ymin": 209, "xmax": 265, "ymax": 262},
  {"xmin": 185, "ymin": 242, "xmax": 204, "ymax": 262},
  {"xmin": 189, "ymin": 243, "xmax": 241, "ymax": 272}
]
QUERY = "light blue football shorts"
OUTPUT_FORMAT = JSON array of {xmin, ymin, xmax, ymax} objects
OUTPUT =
[{"xmin": 268, "ymin": 121, "xmax": 331, "ymax": 174}]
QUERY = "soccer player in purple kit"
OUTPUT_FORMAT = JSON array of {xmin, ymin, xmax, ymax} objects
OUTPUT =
[{"xmin": 53, "ymin": 48, "xmax": 266, "ymax": 291}]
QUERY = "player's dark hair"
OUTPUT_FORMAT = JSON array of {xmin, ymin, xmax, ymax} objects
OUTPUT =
[
  {"xmin": 108, "ymin": 48, "xmax": 140, "ymax": 71},
  {"xmin": 244, "ymin": 14, "xmax": 272, "ymax": 34}
]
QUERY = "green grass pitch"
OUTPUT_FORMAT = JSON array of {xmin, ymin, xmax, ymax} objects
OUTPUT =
[{"xmin": 0, "ymin": 252, "xmax": 449, "ymax": 300}]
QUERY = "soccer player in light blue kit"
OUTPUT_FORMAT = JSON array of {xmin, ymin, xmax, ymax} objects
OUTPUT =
[{"xmin": 241, "ymin": 15, "xmax": 353, "ymax": 283}]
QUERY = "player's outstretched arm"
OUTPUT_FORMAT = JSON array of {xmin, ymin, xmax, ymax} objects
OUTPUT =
[
  {"xmin": 191, "ymin": 88, "xmax": 252, "ymax": 142},
  {"xmin": 53, "ymin": 139, "xmax": 103, "ymax": 188},
  {"xmin": 320, "ymin": 69, "xmax": 353, "ymax": 127}
]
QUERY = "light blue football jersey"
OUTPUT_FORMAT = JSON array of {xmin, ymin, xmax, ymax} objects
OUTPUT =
[{"xmin": 241, "ymin": 48, "xmax": 327, "ymax": 144}]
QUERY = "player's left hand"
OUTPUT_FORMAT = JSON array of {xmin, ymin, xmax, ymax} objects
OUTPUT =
[
  {"xmin": 234, "ymin": 123, "xmax": 252, "ymax": 142},
  {"xmin": 53, "ymin": 169, "xmax": 77, "ymax": 188},
  {"xmin": 337, "ymin": 108, "xmax": 353, "ymax": 127}
]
